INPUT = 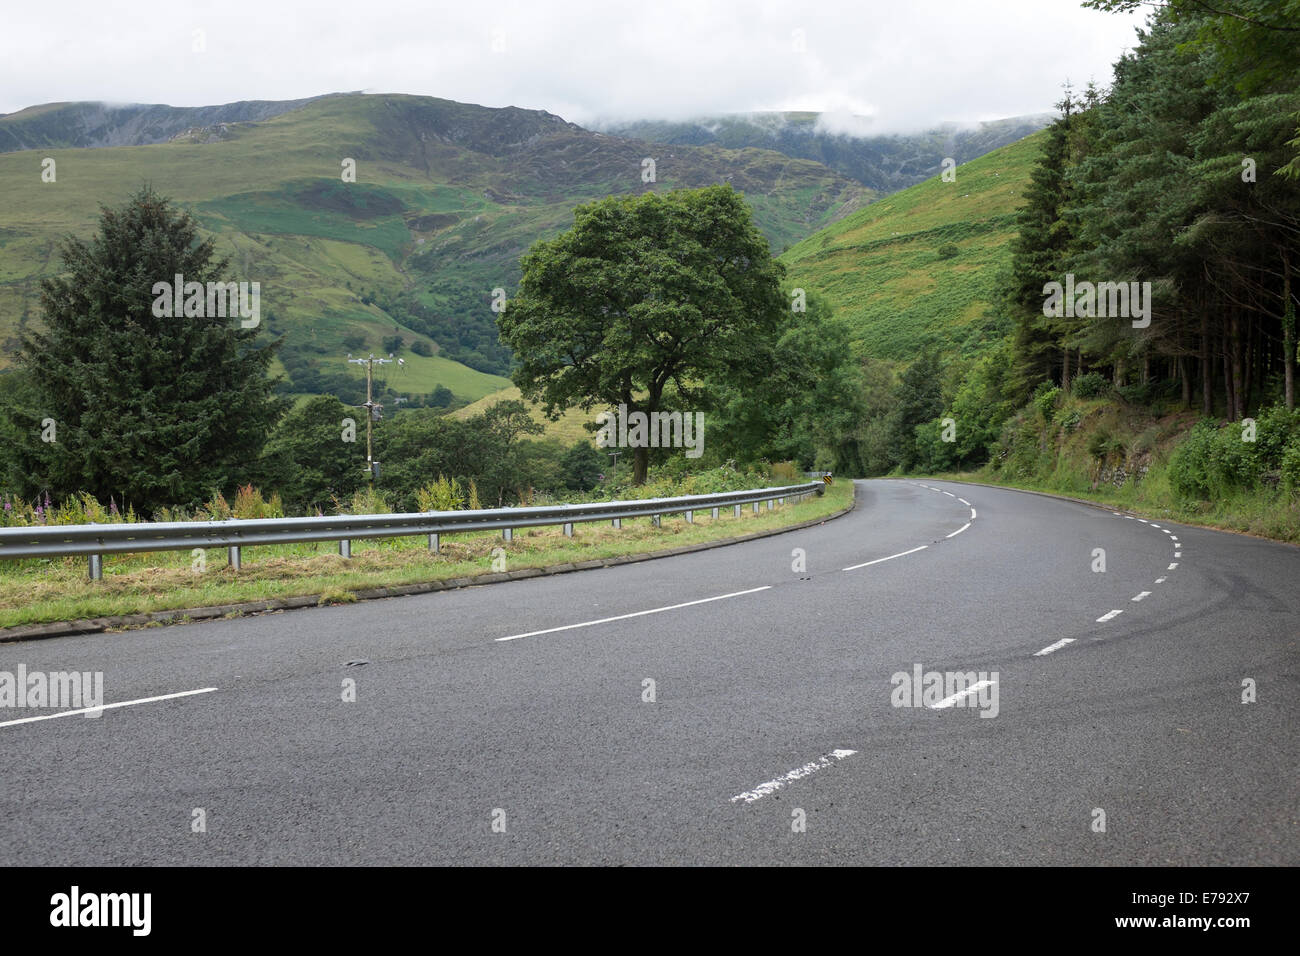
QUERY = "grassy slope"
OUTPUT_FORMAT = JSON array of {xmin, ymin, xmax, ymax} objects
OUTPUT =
[
  {"xmin": 780, "ymin": 130, "xmax": 1046, "ymax": 363},
  {"xmin": 451, "ymin": 385, "xmax": 594, "ymax": 446},
  {"xmin": 0, "ymin": 93, "xmax": 870, "ymax": 407}
]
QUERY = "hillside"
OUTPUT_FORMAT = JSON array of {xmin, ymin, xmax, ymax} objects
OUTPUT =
[
  {"xmin": 596, "ymin": 112, "xmax": 1051, "ymax": 194},
  {"xmin": 0, "ymin": 92, "xmax": 871, "ymax": 405},
  {"xmin": 780, "ymin": 129, "xmax": 1048, "ymax": 363}
]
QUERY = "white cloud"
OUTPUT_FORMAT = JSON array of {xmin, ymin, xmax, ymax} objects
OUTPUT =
[{"xmin": 0, "ymin": 0, "xmax": 1148, "ymax": 132}]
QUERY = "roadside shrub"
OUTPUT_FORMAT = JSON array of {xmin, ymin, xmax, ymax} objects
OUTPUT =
[
  {"xmin": 232, "ymin": 484, "xmax": 283, "ymax": 519},
  {"xmin": 343, "ymin": 486, "xmax": 391, "ymax": 515},
  {"xmin": 415, "ymin": 476, "xmax": 465, "ymax": 512},
  {"xmin": 770, "ymin": 461, "xmax": 801, "ymax": 482},
  {"xmin": 1072, "ymin": 372, "xmax": 1109, "ymax": 398},
  {"xmin": 937, "ymin": 244, "xmax": 959, "ymax": 260},
  {"xmin": 1033, "ymin": 384, "xmax": 1061, "ymax": 422}
]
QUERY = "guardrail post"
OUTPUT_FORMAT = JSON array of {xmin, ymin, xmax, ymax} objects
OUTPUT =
[
  {"xmin": 563, "ymin": 522, "xmax": 573, "ymax": 537},
  {"xmin": 734, "ymin": 504, "xmax": 741, "ymax": 518},
  {"xmin": 752, "ymin": 502, "xmax": 760, "ymax": 514},
  {"xmin": 711, "ymin": 507, "xmax": 719, "ymax": 520},
  {"xmin": 778, "ymin": 497, "xmax": 785, "ymax": 506},
  {"xmin": 339, "ymin": 539, "xmax": 351, "ymax": 558},
  {"xmin": 684, "ymin": 510, "xmax": 693, "ymax": 524},
  {"xmin": 88, "ymin": 554, "xmax": 103, "ymax": 581},
  {"xmin": 652, "ymin": 514, "xmax": 661, "ymax": 528},
  {"xmin": 228, "ymin": 546, "xmax": 241, "ymax": 571},
  {"xmin": 767, "ymin": 499, "xmax": 774, "ymax": 511},
  {"xmin": 503, "ymin": 528, "xmax": 513, "ymax": 542},
  {"xmin": 612, "ymin": 518, "xmax": 621, "ymax": 529},
  {"xmin": 428, "ymin": 533, "xmax": 439, "ymax": 554}
]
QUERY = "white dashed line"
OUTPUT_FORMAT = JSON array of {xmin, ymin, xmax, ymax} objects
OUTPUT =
[
  {"xmin": 969, "ymin": 508, "xmax": 977, "ymax": 519},
  {"xmin": 931, "ymin": 680, "xmax": 996, "ymax": 709},
  {"xmin": 731, "ymin": 749, "xmax": 857, "ymax": 804},
  {"xmin": 843, "ymin": 545, "xmax": 928, "ymax": 572},
  {"xmin": 0, "ymin": 687, "xmax": 218, "ymax": 729},
  {"xmin": 1168, "ymin": 563, "xmax": 1178, "ymax": 570},
  {"xmin": 1097, "ymin": 609, "xmax": 1124, "ymax": 622},
  {"xmin": 1131, "ymin": 591, "xmax": 1151, "ymax": 602},
  {"xmin": 496, "ymin": 587, "xmax": 772, "ymax": 642},
  {"xmin": 942, "ymin": 491, "xmax": 955, "ymax": 497},
  {"xmin": 1155, "ymin": 576, "xmax": 1167, "ymax": 584},
  {"xmin": 1034, "ymin": 638, "xmax": 1075, "ymax": 656},
  {"xmin": 958, "ymin": 498, "xmax": 970, "ymax": 506},
  {"xmin": 946, "ymin": 522, "xmax": 971, "ymax": 538}
]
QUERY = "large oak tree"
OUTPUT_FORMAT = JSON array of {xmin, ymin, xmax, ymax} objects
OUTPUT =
[{"xmin": 497, "ymin": 184, "xmax": 788, "ymax": 483}]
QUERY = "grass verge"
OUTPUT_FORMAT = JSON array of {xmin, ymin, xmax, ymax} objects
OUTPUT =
[
  {"xmin": 0, "ymin": 482, "xmax": 851, "ymax": 629},
  {"xmin": 925, "ymin": 468, "xmax": 1300, "ymax": 545}
]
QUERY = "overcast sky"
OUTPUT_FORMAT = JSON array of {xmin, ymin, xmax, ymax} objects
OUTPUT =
[{"xmin": 0, "ymin": 0, "xmax": 1149, "ymax": 132}]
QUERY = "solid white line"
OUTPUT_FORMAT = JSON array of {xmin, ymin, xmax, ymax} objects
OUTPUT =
[
  {"xmin": 1168, "ymin": 562, "xmax": 1179, "ymax": 570},
  {"xmin": 731, "ymin": 749, "xmax": 857, "ymax": 804},
  {"xmin": 958, "ymin": 498, "xmax": 970, "ymax": 506},
  {"xmin": 1131, "ymin": 591, "xmax": 1151, "ymax": 602},
  {"xmin": 1097, "ymin": 609, "xmax": 1124, "ymax": 622},
  {"xmin": 0, "ymin": 687, "xmax": 217, "ymax": 729},
  {"xmin": 931, "ymin": 680, "xmax": 996, "ymax": 709},
  {"xmin": 496, "ymin": 587, "xmax": 772, "ymax": 641},
  {"xmin": 946, "ymin": 522, "xmax": 971, "ymax": 538},
  {"xmin": 842, "ymin": 545, "xmax": 928, "ymax": 572},
  {"xmin": 1034, "ymin": 638, "xmax": 1075, "ymax": 656},
  {"xmin": 1154, "ymin": 576, "xmax": 1167, "ymax": 584}
]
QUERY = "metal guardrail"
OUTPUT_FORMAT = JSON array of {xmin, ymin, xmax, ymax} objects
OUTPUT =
[{"xmin": 0, "ymin": 482, "xmax": 824, "ymax": 579}]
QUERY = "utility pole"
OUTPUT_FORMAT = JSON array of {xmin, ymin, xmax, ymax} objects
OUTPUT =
[{"xmin": 346, "ymin": 353, "xmax": 396, "ymax": 484}]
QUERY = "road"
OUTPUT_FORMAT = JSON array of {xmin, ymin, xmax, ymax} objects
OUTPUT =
[{"xmin": 1, "ymin": 479, "xmax": 1295, "ymax": 865}]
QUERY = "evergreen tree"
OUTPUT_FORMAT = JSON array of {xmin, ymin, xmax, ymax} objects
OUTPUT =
[{"xmin": 11, "ymin": 187, "xmax": 286, "ymax": 514}]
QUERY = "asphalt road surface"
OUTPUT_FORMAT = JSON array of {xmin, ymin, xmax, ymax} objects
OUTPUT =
[{"xmin": 1, "ymin": 479, "xmax": 1296, "ymax": 865}]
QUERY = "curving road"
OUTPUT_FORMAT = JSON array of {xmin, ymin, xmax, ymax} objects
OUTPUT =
[{"xmin": 0, "ymin": 479, "xmax": 1296, "ymax": 865}]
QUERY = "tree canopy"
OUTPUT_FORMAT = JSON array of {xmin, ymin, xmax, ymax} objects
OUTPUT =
[
  {"xmin": 9, "ymin": 187, "xmax": 285, "ymax": 514},
  {"xmin": 497, "ymin": 184, "xmax": 787, "ymax": 482}
]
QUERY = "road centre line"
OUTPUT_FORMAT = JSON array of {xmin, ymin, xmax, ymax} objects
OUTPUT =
[
  {"xmin": 842, "ymin": 545, "xmax": 928, "ymax": 572},
  {"xmin": 495, "ymin": 587, "xmax": 772, "ymax": 642},
  {"xmin": 0, "ymin": 687, "xmax": 218, "ymax": 729},
  {"xmin": 1097, "ymin": 609, "xmax": 1124, "ymax": 622},
  {"xmin": 731, "ymin": 749, "xmax": 857, "ymax": 804},
  {"xmin": 946, "ymin": 522, "xmax": 971, "ymax": 538},
  {"xmin": 931, "ymin": 680, "xmax": 996, "ymax": 709},
  {"xmin": 1132, "ymin": 591, "xmax": 1151, "ymax": 602},
  {"xmin": 1034, "ymin": 638, "xmax": 1074, "ymax": 656}
]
